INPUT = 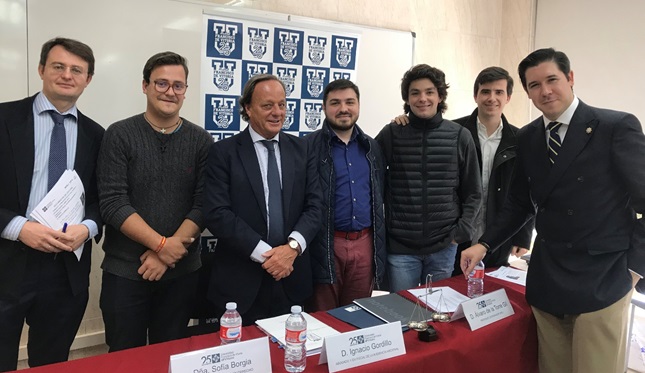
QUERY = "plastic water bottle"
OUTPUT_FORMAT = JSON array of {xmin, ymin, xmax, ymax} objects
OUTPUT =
[
  {"xmin": 219, "ymin": 302, "xmax": 242, "ymax": 344},
  {"xmin": 467, "ymin": 261, "xmax": 485, "ymax": 298},
  {"xmin": 284, "ymin": 305, "xmax": 307, "ymax": 372}
]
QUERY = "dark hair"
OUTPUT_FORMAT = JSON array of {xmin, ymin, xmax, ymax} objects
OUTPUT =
[
  {"xmin": 473, "ymin": 66, "xmax": 514, "ymax": 96},
  {"xmin": 39, "ymin": 37, "xmax": 95, "ymax": 76},
  {"xmin": 142, "ymin": 52, "xmax": 188, "ymax": 83},
  {"xmin": 400, "ymin": 64, "xmax": 449, "ymax": 114},
  {"xmin": 323, "ymin": 79, "xmax": 360, "ymax": 104},
  {"xmin": 518, "ymin": 48, "xmax": 571, "ymax": 91},
  {"xmin": 239, "ymin": 74, "xmax": 286, "ymax": 121}
]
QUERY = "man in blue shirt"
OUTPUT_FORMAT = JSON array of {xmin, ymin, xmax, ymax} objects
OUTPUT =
[
  {"xmin": 306, "ymin": 79, "xmax": 386, "ymax": 311},
  {"xmin": 0, "ymin": 37, "xmax": 104, "ymax": 371}
]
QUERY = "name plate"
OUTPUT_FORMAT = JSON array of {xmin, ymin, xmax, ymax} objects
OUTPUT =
[
  {"xmin": 319, "ymin": 321, "xmax": 405, "ymax": 372},
  {"xmin": 169, "ymin": 337, "xmax": 271, "ymax": 373},
  {"xmin": 452, "ymin": 288, "xmax": 515, "ymax": 330}
]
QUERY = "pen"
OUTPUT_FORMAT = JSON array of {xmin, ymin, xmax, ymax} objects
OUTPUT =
[{"xmin": 55, "ymin": 223, "xmax": 68, "ymax": 260}]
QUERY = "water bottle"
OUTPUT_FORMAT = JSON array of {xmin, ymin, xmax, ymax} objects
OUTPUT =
[
  {"xmin": 284, "ymin": 305, "xmax": 307, "ymax": 372},
  {"xmin": 219, "ymin": 302, "xmax": 242, "ymax": 344},
  {"xmin": 467, "ymin": 261, "xmax": 485, "ymax": 298}
]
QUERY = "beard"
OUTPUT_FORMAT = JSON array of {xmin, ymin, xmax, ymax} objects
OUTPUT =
[{"xmin": 326, "ymin": 116, "xmax": 356, "ymax": 132}]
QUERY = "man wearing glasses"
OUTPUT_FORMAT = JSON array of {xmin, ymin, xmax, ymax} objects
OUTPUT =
[
  {"xmin": 97, "ymin": 52, "xmax": 212, "ymax": 351},
  {"xmin": 0, "ymin": 38, "xmax": 104, "ymax": 371}
]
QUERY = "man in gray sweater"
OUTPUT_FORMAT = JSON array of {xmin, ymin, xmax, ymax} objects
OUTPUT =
[{"xmin": 97, "ymin": 52, "xmax": 212, "ymax": 351}]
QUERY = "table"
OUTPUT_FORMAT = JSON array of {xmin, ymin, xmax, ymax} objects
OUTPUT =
[{"xmin": 20, "ymin": 275, "xmax": 537, "ymax": 372}]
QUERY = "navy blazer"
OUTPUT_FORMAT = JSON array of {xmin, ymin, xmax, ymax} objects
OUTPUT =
[
  {"xmin": 203, "ymin": 128, "xmax": 322, "ymax": 314},
  {"xmin": 481, "ymin": 100, "xmax": 645, "ymax": 315},
  {"xmin": 0, "ymin": 95, "xmax": 104, "ymax": 299}
]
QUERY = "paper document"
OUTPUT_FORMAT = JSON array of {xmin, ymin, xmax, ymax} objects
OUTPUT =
[
  {"xmin": 407, "ymin": 287, "xmax": 470, "ymax": 313},
  {"xmin": 486, "ymin": 266, "xmax": 527, "ymax": 286},
  {"xmin": 255, "ymin": 312, "xmax": 339, "ymax": 356},
  {"xmin": 30, "ymin": 170, "xmax": 85, "ymax": 260}
]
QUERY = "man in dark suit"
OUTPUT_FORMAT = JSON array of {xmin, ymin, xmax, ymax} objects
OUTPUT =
[
  {"xmin": 203, "ymin": 74, "xmax": 322, "ymax": 325},
  {"xmin": 461, "ymin": 48, "xmax": 645, "ymax": 373},
  {"xmin": 452, "ymin": 67, "xmax": 533, "ymax": 275},
  {"xmin": 0, "ymin": 38, "xmax": 104, "ymax": 371}
]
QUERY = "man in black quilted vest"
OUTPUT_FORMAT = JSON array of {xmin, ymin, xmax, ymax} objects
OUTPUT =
[{"xmin": 376, "ymin": 64, "xmax": 482, "ymax": 292}]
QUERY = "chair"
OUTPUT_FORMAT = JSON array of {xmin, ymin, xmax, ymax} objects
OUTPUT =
[{"xmin": 626, "ymin": 291, "xmax": 645, "ymax": 372}]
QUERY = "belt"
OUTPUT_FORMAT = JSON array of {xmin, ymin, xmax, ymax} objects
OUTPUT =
[{"xmin": 334, "ymin": 227, "xmax": 372, "ymax": 240}]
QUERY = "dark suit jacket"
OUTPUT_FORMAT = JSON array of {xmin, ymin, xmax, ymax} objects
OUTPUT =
[
  {"xmin": 0, "ymin": 95, "xmax": 104, "ymax": 300},
  {"xmin": 481, "ymin": 100, "xmax": 645, "ymax": 315},
  {"xmin": 203, "ymin": 128, "xmax": 322, "ymax": 314},
  {"xmin": 453, "ymin": 109, "xmax": 534, "ymax": 273}
]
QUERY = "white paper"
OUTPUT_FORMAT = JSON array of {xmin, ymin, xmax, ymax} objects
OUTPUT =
[
  {"xmin": 407, "ymin": 286, "xmax": 470, "ymax": 313},
  {"xmin": 486, "ymin": 266, "xmax": 527, "ymax": 286},
  {"xmin": 30, "ymin": 170, "xmax": 85, "ymax": 260},
  {"xmin": 255, "ymin": 312, "xmax": 340, "ymax": 356}
]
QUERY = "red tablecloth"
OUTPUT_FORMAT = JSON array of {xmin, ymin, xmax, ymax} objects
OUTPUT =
[{"xmin": 20, "ymin": 275, "xmax": 537, "ymax": 373}]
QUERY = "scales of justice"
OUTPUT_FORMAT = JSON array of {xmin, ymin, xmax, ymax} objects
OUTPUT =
[{"xmin": 407, "ymin": 274, "xmax": 450, "ymax": 340}]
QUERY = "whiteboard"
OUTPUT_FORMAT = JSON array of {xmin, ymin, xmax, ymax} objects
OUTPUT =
[{"xmin": 7, "ymin": 0, "xmax": 413, "ymax": 138}]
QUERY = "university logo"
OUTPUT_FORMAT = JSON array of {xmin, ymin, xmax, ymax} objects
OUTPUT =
[
  {"xmin": 333, "ymin": 71, "xmax": 351, "ymax": 81},
  {"xmin": 335, "ymin": 38, "xmax": 355, "ymax": 68},
  {"xmin": 211, "ymin": 97, "xmax": 236, "ymax": 129},
  {"xmin": 306, "ymin": 69, "xmax": 326, "ymax": 98},
  {"xmin": 201, "ymin": 236, "xmax": 219, "ymax": 253},
  {"xmin": 283, "ymin": 101, "xmax": 298, "ymax": 130},
  {"xmin": 304, "ymin": 102, "xmax": 323, "ymax": 130},
  {"xmin": 307, "ymin": 36, "xmax": 327, "ymax": 65},
  {"xmin": 246, "ymin": 63, "xmax": 270, "ymax": 77},
  {"xmin": 248, "ymin": 27, "xmax": 269, "ymax": 59},
  {"xmin": 211, "ymin": 60, "xmax": 236, "ymax": 91},
  {"xmin": 278, "ymin": 31, "xmax": 300, "ymax": 62},
  {"xmin": 276, "ymin": 67, "xmax": 298, "ymax": 97},
  {"xmin": 212, "ymin": 22, "xmax": 239, "ymax": 56}
]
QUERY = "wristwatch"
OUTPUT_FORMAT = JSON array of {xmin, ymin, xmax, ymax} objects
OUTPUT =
[{"xmin": 288, "ymin": 238, "xmax": 302, "ymax": 255}]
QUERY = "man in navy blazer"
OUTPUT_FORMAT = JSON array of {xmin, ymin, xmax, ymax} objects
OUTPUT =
[
  {"xmin": 461, "ymin": 48, "xmax": 645, "ymax": 373},
  {"xmin": 0, "ymin": 38, "xmax": 104, "ymax": 371},
  {"xmin": 203, "ymin": 74, "xmax": 321, "ymax": 325}
]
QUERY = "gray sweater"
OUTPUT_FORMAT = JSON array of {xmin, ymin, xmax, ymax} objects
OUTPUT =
[{"xmin": 97, "ymin": 113, "xmax": 213, "ymax": 281}]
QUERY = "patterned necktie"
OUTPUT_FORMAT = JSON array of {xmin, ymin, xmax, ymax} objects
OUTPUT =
[
  {"xmin": 547, "ymin": 121, "xmax": 563, "ymax": 165},
  {"xmin": 261, "ymin": 140, "xmax": 284, "ymax": 246},
  {"xmin": 48, "ymin": 111, "xmax": 68, "ymax": 190}
]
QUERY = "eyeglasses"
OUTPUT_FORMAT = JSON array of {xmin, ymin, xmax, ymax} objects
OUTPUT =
[
  {"xmin": 152, "ymin": 80, "xmax": 188, "ymax": 94},
  {"xmin": 49, "ymin": 63, "xmax": 86, "ymax": 77}
]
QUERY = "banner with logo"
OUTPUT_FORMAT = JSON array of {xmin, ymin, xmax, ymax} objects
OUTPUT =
[{"xmin": 200, "ymin": 14, "xmax": 360, "ymax": 140}]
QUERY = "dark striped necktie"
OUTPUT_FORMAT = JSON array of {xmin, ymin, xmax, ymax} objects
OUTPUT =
[
  {"xmin": 48, "ymin": 111, "xmax": 69, "ymax": 190},
  {"xmin": 547, "ymin": 121, "xmax": 563, "ymax": 165},
  {"xmin": 261, "ymin": 140, "xmax": 284, "ymax": 246}
]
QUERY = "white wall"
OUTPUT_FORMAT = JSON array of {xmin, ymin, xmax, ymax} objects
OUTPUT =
[{"xmin": 534, "ymin": 0, "xmax": 645, "ymax": 127}]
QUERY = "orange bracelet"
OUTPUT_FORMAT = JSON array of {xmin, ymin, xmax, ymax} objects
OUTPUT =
[{"xmin": 155, "ymin": 236, "xmax": 167, "ymax": 253}]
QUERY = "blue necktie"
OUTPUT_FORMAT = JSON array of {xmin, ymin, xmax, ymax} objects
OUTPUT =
[
  {"xmin": 48, "ymin": 111, "xmax": 68, "ymax": 190},
  {"xmin": 547, "ymin": 121, "xmax": 563, "ymax": 165},
  {"xmin": 261, "ymin": 140, "xmax": 284, "ymax": 246}
]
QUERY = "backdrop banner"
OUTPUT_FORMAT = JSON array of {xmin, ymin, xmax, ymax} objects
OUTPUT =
[{"xmin": 200, "ymin": 13, "xmax": 360, "ymax": 140}]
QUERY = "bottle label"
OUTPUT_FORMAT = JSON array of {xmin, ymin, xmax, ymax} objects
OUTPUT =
[
  {"xmin": 220, "ymin": 326, "xmax": 241, "ymax": 340},
  {"xmin": 471, "ymin": 268, "xmax": 485, "ymax": 279},
  {"xmin": 285, "ymin": 329, "xmax": 307, "ymax": 343}
]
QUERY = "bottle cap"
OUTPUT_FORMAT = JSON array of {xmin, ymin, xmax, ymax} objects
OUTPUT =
[
  {"xmin": 226, "ymin": 302, "xmax": 237, "ymax": 310},
  {"xmin": 291, "ymin": 305, "xmax": 302, "ymax": 313}
]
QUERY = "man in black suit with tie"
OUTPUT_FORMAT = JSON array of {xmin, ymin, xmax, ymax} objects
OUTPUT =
[
  {"xmin": 203, "ymin": 74, "xmax": 322, "ymax": 325},
  {"xmin": 0, "ymin": 38, "xmax": 104, "ymax": 371},
  {"xmin": 461, "ymin": 48, "xmax": 645, "ymax": 373}
]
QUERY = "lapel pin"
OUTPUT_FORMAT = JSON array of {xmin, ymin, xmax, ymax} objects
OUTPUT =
[{"xmin": 586, "ymin": 127, "xmax": 592, "ymax": 134}]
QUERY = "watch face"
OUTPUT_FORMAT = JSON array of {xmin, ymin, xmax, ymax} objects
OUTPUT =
[{"xmin": 289, "ymin": 240, "xmax": 298, "ymax": 249}]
